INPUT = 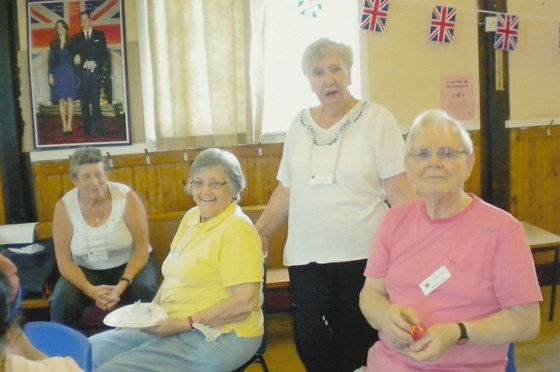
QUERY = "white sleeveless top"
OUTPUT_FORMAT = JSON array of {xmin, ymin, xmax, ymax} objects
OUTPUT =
[{"xmin": 62, "ymin": 181, "xmax": 134, "ymax": 270}]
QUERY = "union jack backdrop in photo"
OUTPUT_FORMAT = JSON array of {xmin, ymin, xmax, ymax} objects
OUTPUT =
[
  {"xmin": 297, "ymin": 0, "xmax": 323, "ymax": 18},
  {"xmin": 360, "ymin": 0, "xmax": 390, "ymax": 33},
  {"xmin": 494, "ymin": 13, "xmax": 519, "ymax": 51},
  {"xmin": 428, "ymin": 5, "xmax": 456, "ymax": 43},
  {"xmin": 28, "ymin": 0, "xmax": 122, "ymax": 50}
]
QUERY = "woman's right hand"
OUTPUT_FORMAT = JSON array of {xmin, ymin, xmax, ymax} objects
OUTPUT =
[
  {"xmin": 87, "ymin": 284, "xmax": 119, "ymax": 311},
  {"xmin": 380, "ymin": 304, "xmax": 419, "ymax": 349},
  {"xmin": 48, "ymin": 74, "xmax": 54, "ymax": 86}
]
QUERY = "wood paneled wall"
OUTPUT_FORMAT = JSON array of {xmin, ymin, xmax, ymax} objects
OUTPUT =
[
  {"xmin": 33, "ymin": 135, "xmax": 482, "ymax": 223},
  {"xmin": 465, "ymin": 131, "xmax": 481, "ymax": 197},
  {"xmin": 510, "ymin": 127, "xmax": 560, "ymax": 265},
  {"xmin": 32, "ymin": 144, "xmax": 283, "ymax": 222}
]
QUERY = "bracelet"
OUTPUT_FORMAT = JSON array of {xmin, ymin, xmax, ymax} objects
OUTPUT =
[
  {"xmin": 188, "ymin": 316, "xmax": 194, "ymax": 329},
  {"xmin": 119, "ymin": 277, "xmax": 132, "ymax": 286}
]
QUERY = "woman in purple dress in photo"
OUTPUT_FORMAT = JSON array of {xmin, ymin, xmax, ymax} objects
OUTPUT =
[{"xmin": 48, "ymin": 20, "xmax": 77, "ymax": 134}]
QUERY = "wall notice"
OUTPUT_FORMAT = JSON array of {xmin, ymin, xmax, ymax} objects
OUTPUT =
[{"xmin": 442, "ymin": 74, "xmax": 475, "ymax": 120}]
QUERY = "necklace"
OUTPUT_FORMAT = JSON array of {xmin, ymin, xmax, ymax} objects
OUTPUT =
[
  {"xmin": 95, "ymin": 198, "xmax": 108, "ymax": 225},
  {"xmin": 80, "ymin": 194, "xmax": 109, "ymax": 226}
]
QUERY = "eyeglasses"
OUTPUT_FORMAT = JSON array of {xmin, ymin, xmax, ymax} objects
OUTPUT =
[
  {"xmin": 409, "ymin": 147, "xmax": 470, "ymax": 161},
  {"xmin": 190, "ymin": 180, "xmax": 228, "ymax": 190}
]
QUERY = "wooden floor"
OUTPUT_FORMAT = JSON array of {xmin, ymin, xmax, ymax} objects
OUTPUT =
[{"xmin": 253, "ymin": 286, "xmax": 560, "ymax": 372}]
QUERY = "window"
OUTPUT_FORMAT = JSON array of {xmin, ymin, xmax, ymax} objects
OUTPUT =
[{"xmin": 260, "ymin": 0, "xmax": 365, "ymax": 137}]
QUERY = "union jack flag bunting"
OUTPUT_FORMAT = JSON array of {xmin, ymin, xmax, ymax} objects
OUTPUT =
[
  {"xmin": 298, "ymin": 0, "xmax": 323, "ymax": 18},
  {"xmin": 28, "ymin": 0, "xmax": 123, "ymax": 49},
  {"xmin": 494, "ymin": 13, "xmax": 519, "ymax": 51},
  {"xmin": 428, "ymin": 5, "xmax": 456, "ymax": 43},
  {"xmin": 360, "ymin": 0, "xmax": 390, "ymax": 33}
]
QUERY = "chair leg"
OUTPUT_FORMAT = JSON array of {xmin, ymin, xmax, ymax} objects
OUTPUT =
[{"xmin": 257, "ymin": 355, "xmax": 269, "ymax": 372}]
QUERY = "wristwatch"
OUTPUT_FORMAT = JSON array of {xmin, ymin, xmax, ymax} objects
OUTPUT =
[{"xmin": 456, "ymin": 322, "xmax": 469, "ymax": 345}]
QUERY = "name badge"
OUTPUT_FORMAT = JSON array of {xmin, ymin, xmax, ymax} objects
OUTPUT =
[
  {"xmin": 419, "ymin": 265, "xmax": 451, "ymax": 296},
  {"xmin": 309, "ymin": 173, "xmax": 334, "ymax": 186},
  {"xmin": 88, "ymin": 250, "xmax": 108, "ymax": 262}
]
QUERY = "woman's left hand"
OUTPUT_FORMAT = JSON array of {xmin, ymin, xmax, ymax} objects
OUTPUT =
[
  {"xmin": 143, "ymin": 317, "xmax": 189, "ymax": 337},
  {"xmin": 402, "ymin": 323, "xmax": 456, "ymax": 362}
]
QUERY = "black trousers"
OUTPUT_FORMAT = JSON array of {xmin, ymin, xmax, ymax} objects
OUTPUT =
[
  {"xmin": 79, "ymin": 71, "xmax": 104, "ymax": 135},
  {"xmin": 289, "ymin": 260, "xmax": 378, "ymax": 372}
]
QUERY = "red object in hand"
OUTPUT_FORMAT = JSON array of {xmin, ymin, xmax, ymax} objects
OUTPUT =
[{"xmin": 410, "ymin": 323, "xmax": 426, "ymax": 341}]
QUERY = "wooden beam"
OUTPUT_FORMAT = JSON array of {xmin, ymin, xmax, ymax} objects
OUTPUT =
[{"xmin": 477, "ymin": 0, "xmax": 511, "ymax": 210}]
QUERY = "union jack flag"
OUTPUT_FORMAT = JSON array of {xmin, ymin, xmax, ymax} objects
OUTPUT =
[
  {"xmin": 360, "ymin": 0, "xmax": 390, "ymax": 33},
  {"xmin": 297, "ymin": 0, "xmax": 323, "ymax": 18},
  {"xmin": 28, "ymin": 0, "xmax": 123, "ymax": 50},
  {"xmin": 428, "ymin": 5, "xmax": 456, "ymax": 43},
  {"xmin": 494, "ymin": 13, "xmax": 519, "ymax": 51}
]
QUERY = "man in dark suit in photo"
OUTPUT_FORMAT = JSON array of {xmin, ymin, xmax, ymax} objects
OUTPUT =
[{"xmin": 72, "ymin": 11, "xmax": 108, "ymax": 137}]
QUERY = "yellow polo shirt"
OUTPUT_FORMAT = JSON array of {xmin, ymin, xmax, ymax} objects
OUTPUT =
[{"xmin": 160, "ymin": 203, "xmax": 264, "ymax": 337}]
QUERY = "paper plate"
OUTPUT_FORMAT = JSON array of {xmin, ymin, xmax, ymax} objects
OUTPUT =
[{"xmin": 103, "ymin": 302, "xmax": 167, "ymax": 329}]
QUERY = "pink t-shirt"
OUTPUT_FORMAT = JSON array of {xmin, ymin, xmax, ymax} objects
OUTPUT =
[{"xmin": 364, "ymin": 195, "xmax": 542, "ymax": 371}]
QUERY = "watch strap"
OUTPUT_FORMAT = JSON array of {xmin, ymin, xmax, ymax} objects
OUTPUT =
[{"xmin": 456, "ymin": 322, "xmax": 469, "ymax": 345}]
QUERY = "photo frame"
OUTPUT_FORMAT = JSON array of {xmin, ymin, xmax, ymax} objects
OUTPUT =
[{"xmin": 27, "ymin": 0, "xmax": 131, "ymax": 149}]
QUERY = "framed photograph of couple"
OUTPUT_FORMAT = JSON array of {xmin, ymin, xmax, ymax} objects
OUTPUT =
[{"xmin": 27, "ymin": 0, "xmax": 131, "ymax": 149}]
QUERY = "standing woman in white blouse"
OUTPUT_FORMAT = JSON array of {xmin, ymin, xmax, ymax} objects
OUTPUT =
[
  {"xmin": 50, "ymin": 146, "xmax": 158, "ymax": 328},
  {"xmin": 256, "ymin": 38, "xmax": 414, "ymax": 372}
]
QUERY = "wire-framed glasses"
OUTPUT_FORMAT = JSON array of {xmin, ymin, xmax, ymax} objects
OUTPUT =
[
  {"xmin": 190, "ymin": 180, "xmax": 228, "ymax": 190},
  {"xmin": 409, "ymin": 147, "xmax": 469, "ymax": 161}
]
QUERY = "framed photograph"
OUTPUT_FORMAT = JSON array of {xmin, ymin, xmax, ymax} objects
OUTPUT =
[{"xmin": 27, "ymin": 0, "xmax": 131, "ymax": 149}]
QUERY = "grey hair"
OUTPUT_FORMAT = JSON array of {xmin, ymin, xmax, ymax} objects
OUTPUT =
[
  {"xmin": 69, "ymin": 146, "xmax": 108, "ymax": 178},
  {"xmin": 405, "ymin": 109, "xmax": 474, "ymax": 155},
  {"xmin": 301, "ymin": 38, "xmax": 353, "ymax": 77},
  {"xmin": 185, "ymin": 148, "xmax": 246, "ymax": 201}
]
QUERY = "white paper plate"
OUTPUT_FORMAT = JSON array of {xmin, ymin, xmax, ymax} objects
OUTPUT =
[{"xmin": 103, "ymin": 302, "xmax": 167, "ymax": 329}]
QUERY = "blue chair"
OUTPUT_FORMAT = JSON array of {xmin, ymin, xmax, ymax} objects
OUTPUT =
[{"xmin": 23, "ymin": 321, "xmax": 92, "ymax": 372}]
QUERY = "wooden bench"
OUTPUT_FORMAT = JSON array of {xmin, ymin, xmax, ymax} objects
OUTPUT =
[{"xmin": 21, "ymin": 205, "xmax": 290, "ymax": 311}]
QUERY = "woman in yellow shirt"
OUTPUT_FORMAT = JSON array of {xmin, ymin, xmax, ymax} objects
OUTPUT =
[{"xmin": 90, "ymin": 148, "xmax": 264, "ymax": 372}]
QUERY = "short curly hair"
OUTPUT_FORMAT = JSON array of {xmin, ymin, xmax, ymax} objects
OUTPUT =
[
  {"xmin": 185, "ymin": 148, "xmax": 246, "ymax": 202},
  {"xmin": 301, "ymin": 38, "xmax": 353, "ymax": 77},
  {"xmin": 69, "ymin": 146, "xmax": 108, "ymax": 178},
  {"xmin": 405, "ymin": 109, "xmax": 474, "ymax": 155}
]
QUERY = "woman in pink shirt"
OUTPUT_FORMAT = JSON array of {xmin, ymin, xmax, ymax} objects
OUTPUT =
[{"xmin": 359, "ymin": 109, "xmax": 542, "ymax": 371}]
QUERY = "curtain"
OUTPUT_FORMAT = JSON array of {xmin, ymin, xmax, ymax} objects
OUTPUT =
[{"xmin": 145, "ymin": 0, "xmax": 264, "ymax": 149}]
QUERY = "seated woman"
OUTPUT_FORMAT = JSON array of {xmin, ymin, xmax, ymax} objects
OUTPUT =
[
  {"xmin": 0, "ymin": 271, "xmax": 82, "ymax": 371},
  {"xmin": 90, "ymin": 148, "xmax": 264, "ymax": 372},
  {"xmin": 359, "ymin": 109, "xmax": 542, "ymax": 371},
  {"xmin": 50, "ymin": 146, "xmax": 159, "ymax": 327},
  {"xmin": 0, "ymin": 253, "xmax": 46, "ymax": 361}
]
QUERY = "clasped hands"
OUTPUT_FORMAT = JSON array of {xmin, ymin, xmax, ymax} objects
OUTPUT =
[
  {"xmin": 381, "ymin": 304, "xmax": 456, "ymax": 362},
  {"xmin": 91, "ymin": 285, "xmax": 120, "ymax": 311},
  {"xmin": 73, "ymin": 54, "xmax": 96, "ymax": 71}
]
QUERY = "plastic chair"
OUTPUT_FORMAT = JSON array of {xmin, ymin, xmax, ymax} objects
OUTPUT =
[
  {"xmin": 23, "ymin": 321, "xmax": 92, "ymax": 372},
  {"xmin": 506, "ymin": 343, "xmax": 516, "ymax": 372},
  {"xmin": 233, "ymin": 336, "xmax": 268, "ymax": 372},
  {"xmin": 233, "ymin": 265, "xmax": 269, "ymax": 372}
]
